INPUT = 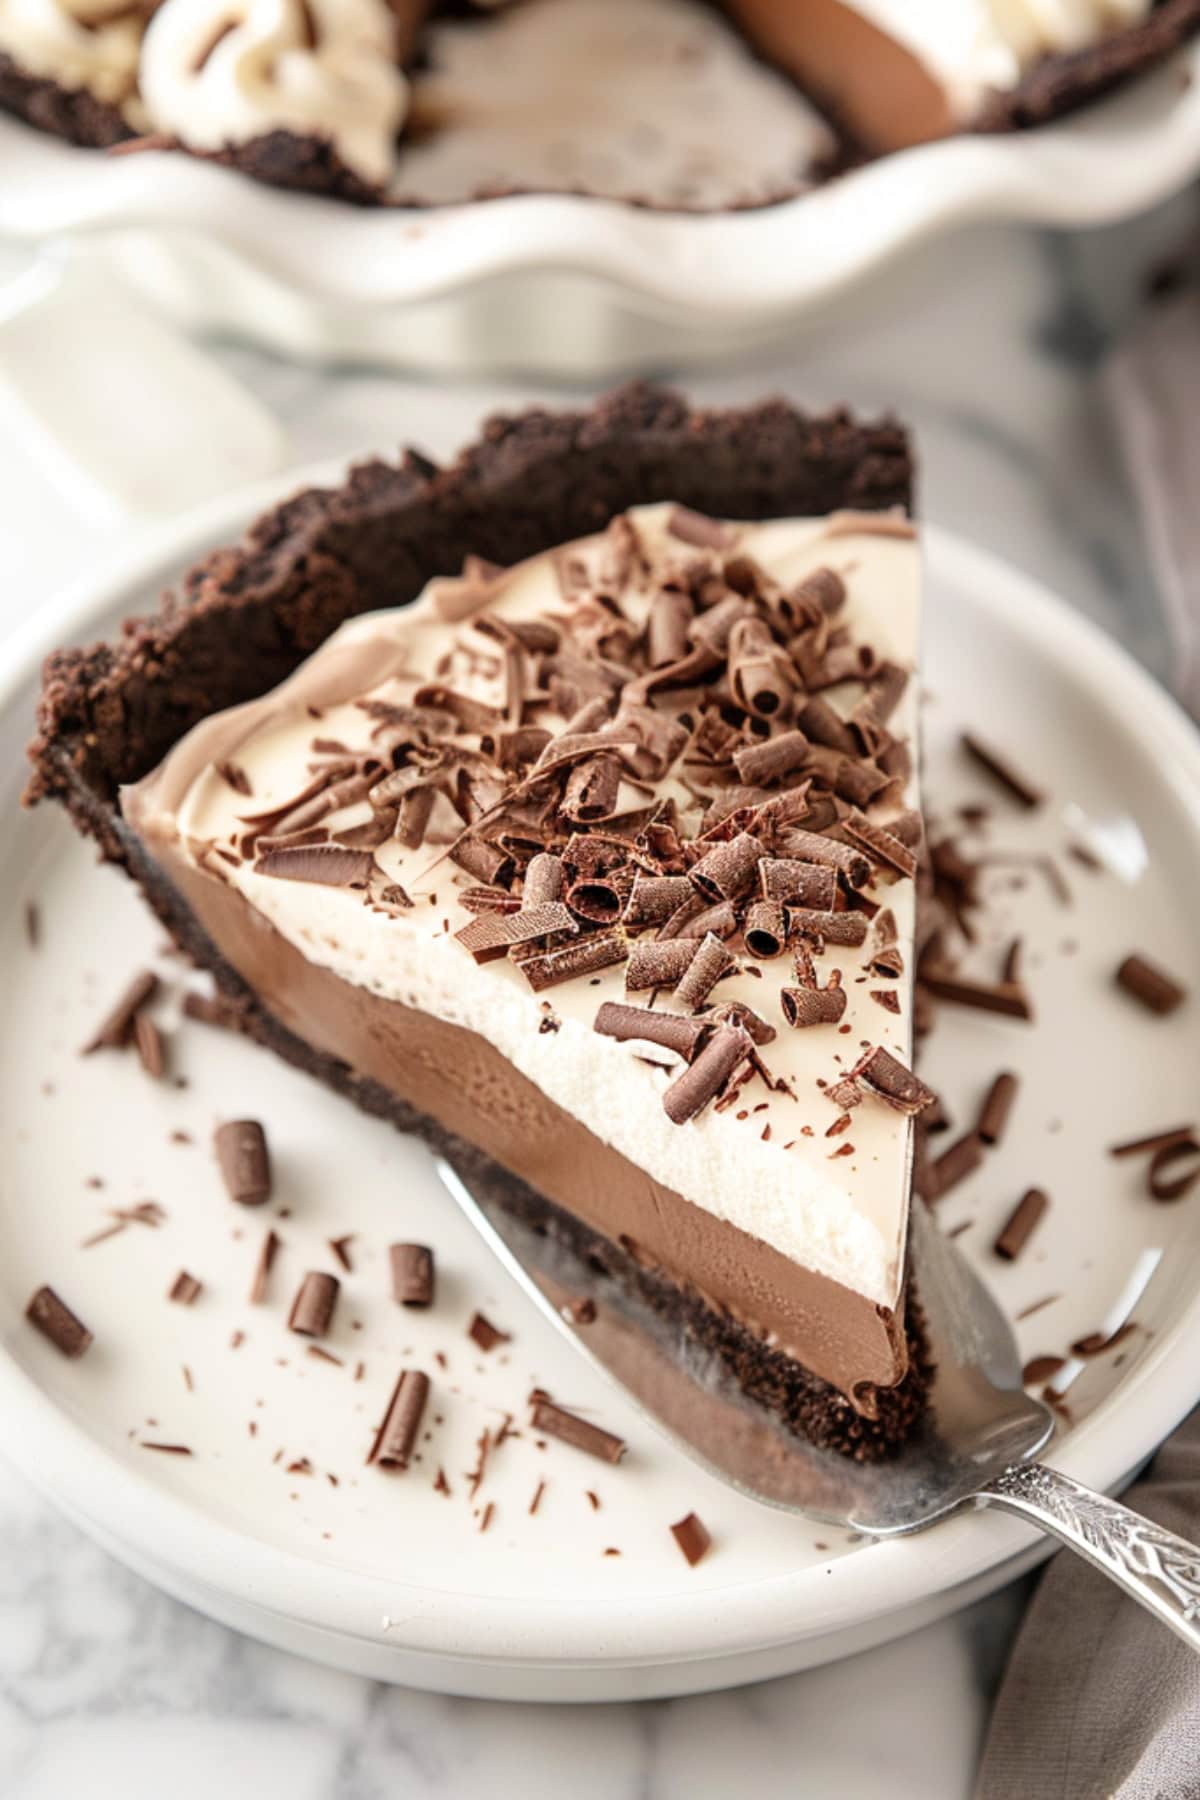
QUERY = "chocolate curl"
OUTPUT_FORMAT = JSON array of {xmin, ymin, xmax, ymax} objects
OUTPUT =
[
  {"xmin": 26, "ymin": 1286, "xmax": 92, "ymax": 1359},
  {"xmin": 390, "ymin": 1243, "xmax": 435, "ymax": 1307},
  {"xmin": 648, "ymin": 587, "xmax": 693, "ymax": 667},
  {"xmin": 522, "ymin": 851, "xmax": 564, "ymax": 908},
  {"xmin": 759, "ymin": 857, "xmax": 838, "ymax": 910},
  {"xmin": 667, "ymin": 505, "xmax": 736, "ymax": 549},
  {"xmin": 853, "ymin": 1045, "xmax": 936, "ymax": 1116},
  {"xmin": 495, "ymin": 725, "xmax": 553, "ymax": 770},
  {"xmin": 797, "ymin": 695, "xmax": 857, "ymax": 755},
  {"xmin": 396, "ymin": 786, "xmax": 435, "ymax": 850},
  {"xmin": 743, "ymin": 899, "xmax": 787, "ymax": 959},
  {"xmin": 705, "ymin": 998, "xmax": 777, "ymax": 1044},
  {"xmin": 728, "ymin": 616, "xmax": 792, "ymax": 718},
  {"xmin": 368, "ymin": 1369, "xmax": 430, "ymax": 1470},
  {"xmin": 412, "ymin": 684, "xmax": 503, "ymax": 736},
  {"xmin": 594, "ymin": 1002, "xmax": 709, "ymax": 1061},
  {"xmin": 791, "ymin": 566, "xmax": 846, "ymax": 618},
  {"xmin": 689, "ymin": 831, "xmax": 764, "ymax": 904},
  {"xmin": 689, "ymin": 594, "xmax": 754, "ymax": 656},
  {"xmin": 864, "ymin": 660, "xmax": 909, "ymax": 725},
  {"xmin": 732, "ymin": 729, "xmax": 810, "ymax": 787},
  {"xmin": 626, "ymin": 939, "xmax": 696, "ymax": 991},
  {"xmin": 288, "ymin": 1271, "xmax": 340, "ymax": 1339},
  {"xmin": 335, "ymin": 810, "xmax": 396, "ymax": 850},
  {"xmin": 627, "ymin": 642, "xmax": 722, "ymax": 700},
  {"xmin": 566, "ymin": 865, "xmax": 633, "ymax": 924},
  {"xmin": 623, "ymin": 873, "xmax": 694, "ymax": 927},
  {"xmin": 677, "ymin": 899, "xmax": 738, "ymax": 940},
  {"xmin": 674, "ymin": 932, "xmax": 735, "ymax": 1011},
  {"xmin": 781, "ymin": 976, "xmax": 847, "ymax": 1028},
  {"xmin": 775, "ymin": 829, "xmax": 871, "ymax": 890},
  {"xmin": 561, "ymin": 753, "xmax": 622, "ymax": 824},
  {"xmin": 455, "ymin": 903, "xmax": 577, "ymax": 964},
  {"xmin": 787, "ymin": 907, "xmax": 870, "ymax": 949},
  {"xmin": 841, "ymin": 811, "xmax": 917, "ymax": 879},
  {"xmin": 521, "ymin": 934, "xmax": 627, "ymax": 992},
  {"xmin": 663, "ymin": 1026, "xmax": 753, "ymax": 1125},
  {"xmin": 450, "ymin": 837, "xmax": 515, "ymax": 888}
]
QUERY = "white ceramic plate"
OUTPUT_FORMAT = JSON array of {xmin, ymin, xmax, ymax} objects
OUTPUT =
[
  {"xmin": 2, "ymin": 38, "xmax": 1200, "ymax": 374},
  {"xmin": 2, "ymin": 481, "xmax": 1200, "ymax": 1702}
]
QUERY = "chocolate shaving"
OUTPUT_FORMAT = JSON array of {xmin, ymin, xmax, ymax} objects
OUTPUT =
[
  {"xmin": 26, "ymin": 1286, "xmax": 92, "ymax": 1359},
  {"xmin": 288, "ymin": 1271, "xmax": 339, "ymax": 1339},
  {"xmin": 670, "ymin": 1512, "xmax": 712, "ymax": 1567},
  {"xmin": 995, "ymin": 1189, "xmax": 1048, "ymax": 1260},
  {"xmin": 962, "ymin": 733, "xmax": 1042, "ymax": 809},
  {"xmin": 782, "ymin": 979, "xmax": 846, "ymax": 1028},
  {"xmin": 1148, "ymin": 1137, "xmax": 1200, "ymax": 1202},
  {"xmin": 1116, "ymin": 954, "xmax": 1186, "ymax": 1017},
  {"xmin": 623, "ymin": 874, "xmax": 694, "ymax": 926},
  {"xmin": 529, "ymin": 1394, "xmax": 626, "ymax": 1463},
  {"xmin": 390, "ymin": 1243, "xmax": 435, "ymax": 1308},
  {"xmin": 328, "ymin": 1235, "xmax": 354, "ymax": 1273},
  {"xmin": 677, "ymin": 899, "xmax": 739, "ymax": 941},
  {"xmin": 214, "ymin": 1120, "xmax": 272, "ymax": 1206},
  {"xmin": 395, "ymin": 787, "xmax": 435, "ymax": 850},
  {"xmin": 168, "ymin": 1270, "xmax": 201, "ymax": 1306},
  {"xmin": 455, "ymin": 903, "xmax": 577, "ymax": 964},
  {"xmin": 468, "ymin": 1311, "xmax": 510, "ymax": 1352},
  {"xmin": 840, "ymin": 811, "xmax": 916, "ymax": 880},
  {"xmin": 977, "ymin": 1073, "xmax": 1018, "ymax": 1146},
  {"xmin": 450, "ymin": 837, "xmax": 515, "ymax": 888},
  {"xmin": 870, "ymin": 989, "xmax": 901, "ymax": 1014},
  {"xmin": 368, "ymin": 1370, "xmax": 430, "ymax": 1471},
  {"xmin": 853, "ymin": 1045, "xmax": 936, "ymax": 1116},
  {"xmin": 83, "ymin": 970, "xmax": 159, "ymax": 1053},
  {"xmin": 134, "ymin": 1011, "xmax": 166, "ymax": 1079},
  {"xmin": 254, "ymin": 845, "xmax": 373, "ymax": 887},
  {"xmin": 521, "ymin": 934, "xmax": 627, "ymax": 992},
  {"xmin": 674, "ymin": 932, "xmax": 735, "ymax": 1011},
  {"xmin": 562, "ymin": 753, "xmax": 622, "ymax": 824},
  {"xmin": 689, "ymin": 831, "xmax": 763, "ymax": 904},
  {"xmin": 183, "ymin": 990, "xmax": 242, "ymax": 1031},
  {"xmin": 663, "ymin": 1026, "xmax": 752, "ymax": 1125},
  {"xmin": 594, "ymin": 1003, "xmax": 708, "ymax": 1061},
  {"xmin": 249, "ymin": 1228, "xmax": 280, "ymax": 1304},
  {"xmin": 728, "ymin": 616, "xmax": 791, "ymax": 718}
]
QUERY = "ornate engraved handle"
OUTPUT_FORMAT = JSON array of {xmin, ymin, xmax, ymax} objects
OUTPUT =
[{"xmin": 977, "ymin": 1463, "xmax": 1200, "ymax": 1652}]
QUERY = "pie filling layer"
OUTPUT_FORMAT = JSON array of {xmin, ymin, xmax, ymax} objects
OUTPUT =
[{"xmin": 123, "ymin": 502, "xmax": 932, "ymax": 1428}]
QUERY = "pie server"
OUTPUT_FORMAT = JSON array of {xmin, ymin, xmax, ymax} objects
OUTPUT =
[{"xmin": 436, "ymin": 1157, "xmax": 1200, "ymax": 1649}]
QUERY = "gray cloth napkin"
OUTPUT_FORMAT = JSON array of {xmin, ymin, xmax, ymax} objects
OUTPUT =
[
  {"xmin": 977, "ymin": 1409, "xmax": 1200, "ymax": 1798},
  {"xmin": 978, "ymin": 268, "xmax": 1200, "ymax": 1800}
]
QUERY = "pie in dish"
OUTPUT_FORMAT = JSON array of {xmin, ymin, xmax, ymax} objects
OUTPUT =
[
  {"xmin": 1, "ymin": 0, "xmax": 1197, "ymax": 207},
  {"xmin": 29, "ymin": 385, "xmax": 935, "ymax": 1459}
]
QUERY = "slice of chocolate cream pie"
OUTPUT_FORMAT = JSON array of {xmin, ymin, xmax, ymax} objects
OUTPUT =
[{"xmin": 29, "ymin": 386, "xmax": 934, "ymax": 1458}]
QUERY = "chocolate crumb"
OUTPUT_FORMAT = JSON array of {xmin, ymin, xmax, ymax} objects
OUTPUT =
[
  {"xmin": 529, "ymin": 1479, "xmax": 546, "ymax": 1515},
  {"xmin": 961, "ymin": 733, "xmax": 1042, "ymax": 808},
  {"xmin": 468, "ymin": 1311, "xmax": 510, "ymax": 1352},
  {"xmin": 83, "ymin": 970, "xmax": 159, "ymax": 1053},
  {"xmin": 249, "ymin": 1227, "xmax": 280, "ymax": 1304},
  {"xmin": 328, "ymin": 1235, "xmax": 354, "ymax": 1273},
  {"xmin": 168, "ymin": 1270, "xmax": 201, "ymax": 1306},
  {"xmin": 670, "ymin": 1511, "xmax": 712, "ymax": 1567}
]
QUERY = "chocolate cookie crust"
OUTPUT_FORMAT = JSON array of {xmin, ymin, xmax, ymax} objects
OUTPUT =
[{"xmin": 0, "ymin": 49, "xmax": 132, "ymax": 149}]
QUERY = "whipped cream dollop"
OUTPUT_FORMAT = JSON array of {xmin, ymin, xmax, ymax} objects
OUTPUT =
[
  {"xmin": 0, "ymin": 0, "xmax": 148, "ymax": 116},
  {"xmin": 852, "ymin": 0, "xmax": 1154, "ymax": 113},
  {"xmin": 139, "ymin": 0, "xmax": 409, "ymax": 186}
]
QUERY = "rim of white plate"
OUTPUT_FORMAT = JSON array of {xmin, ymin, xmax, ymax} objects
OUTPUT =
[
  {"xmin": 1, "ymin": 42, "xmax": 1199, "ymax": 324},
  {"xmin": 3, "ymin": 474, "xmax": 1200, "ymax": 1667}
]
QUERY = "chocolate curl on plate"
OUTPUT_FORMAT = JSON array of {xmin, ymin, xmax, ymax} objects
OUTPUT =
[
  {"xmin": 626, "ymin": 938, "xmax": 696, "ymax": 992},
  {"xmin": 759, "ymin": 857, "xmax": 838, "ymax": 911},
  {"xmin": 561, "ymin": 753, "xmax": 622, "ymax": 824},
  {"xmin": 728, "ymin": 616, "xmax": 792, "ymax": 718},
  {"xmin": 648, "ymin": 587, "xmax": 694, "ymax": 667},
  {"xmin": 787, "ymin": 907, "xmax": 869, "ymax": 949},
  {"xmin": 594, "ymin": 1002, "xmax": 709, "ymax": 1061},
  {"xmin": 853, "ymin": 1045, "xmax": 936, "ymax": 1116},
  {"xmin": 522, "ymin": 851, "xmax": 563, "ymax": 908},
  {"xmin": 689, "ymin": 831, "xmax": 764, "ymax": 904},
  {"xmin": 674, "ymin": 932, "xmax": 735, "ymax": 1011},
  {"xmin": 743, "ymin": 899, "xmax": 787, "ymax": 959},
  {"xmin": 623, "ymin": 873, "xmax": 694, "ymax": 927},
  {"xmin": 732, "ymin": 729, "xmax": 810, "ymax": 787},
  {"xmin": 368, "ymin": 1369, "xmax": 430, "ymax": 1470},
  {"xmin": 663, "ymin": 1026, "xmax": 753, "ymax": 1125}
]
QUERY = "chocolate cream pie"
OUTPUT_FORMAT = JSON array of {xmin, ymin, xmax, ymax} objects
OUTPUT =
[
  {"xmin": 2, "ymin": 0, "xmax": 1197, "ymax": 205},
  {"xmin": 30, "ymin": 387, "xmax": 936, "ymax": 1459}
]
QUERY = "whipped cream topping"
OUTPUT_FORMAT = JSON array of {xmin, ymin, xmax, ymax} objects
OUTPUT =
[
  {"xmin": 130, "ymin": 506, "xmax": 924, "ymax": 1311},
  {"xmin": 0, "ymin": 0, "xmax": 149, "ymax": 116},
  {"xmin": 849, "ymin": 0, "xmax": 1154, "ymax": 114},
  {"xmin": 138, "ymin": 0, "xmax": 408, "ymax": 186}
]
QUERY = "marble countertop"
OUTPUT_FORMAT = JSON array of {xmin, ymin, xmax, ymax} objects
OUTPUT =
[{"xmin": 0, "ymin": 189, "xmax": 1194, "ymax": 1798}]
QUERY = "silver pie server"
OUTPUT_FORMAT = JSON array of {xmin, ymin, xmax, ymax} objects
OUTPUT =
[{"xmin": 435, "ymin": 1156, "xmax": 1200, "ymax": 1649}]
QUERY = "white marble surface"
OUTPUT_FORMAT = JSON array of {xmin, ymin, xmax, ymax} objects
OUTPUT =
[{"xmin": 0, "ymin": 190, "xmax": 1196, "ymax": 1797}]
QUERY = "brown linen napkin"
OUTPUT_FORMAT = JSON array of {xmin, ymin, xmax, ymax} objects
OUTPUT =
[{"xmin": 977, "ymin": 1408, "xmax": 1200, "ymax": 1798}]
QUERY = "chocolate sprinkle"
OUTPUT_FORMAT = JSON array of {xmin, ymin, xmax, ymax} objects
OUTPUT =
[
  {"xmin": 529, "ymin": 1394, "xmax": 626, "ymax": 1464},
  {"xmin": 962, "ymin": 733, "xmax": 1043, "ymax": 809},
  {"xmin": 1115, "ymin": 954, "xmax": 1186, "ymax": 1017},
  {"xmin": 468, "ymin": 1311, "xmax": 510, "ymax": 1352},
  {"xmin": 995, "ymin": 1188, "xmax": 1049, "ymax": 1260},
  {"xmin": 26, "ymin": 1285, "xmax": 92, "ymax": 1359},
  {"xmin": 390, "ymin": 1242, "xmax": 435, "ymax": 1307},
  {"xmin": 368, "ymin": 1369, "xmax": 430, "ymax": 1471},
  {"xmin": 214, "ymin": 1120, "xmax": 272, "ymax": 1206},
  {"xmin": 168, "ymin": 1270, "xmax": 202, "ymax": 1306},
  {"xmin": 670, "ymin": 1511, "xmax": 712, "ymax": 1567},
  {"xmin": 288, "ymin": 1271, "xmax": 339, "ymax": 1339}
]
